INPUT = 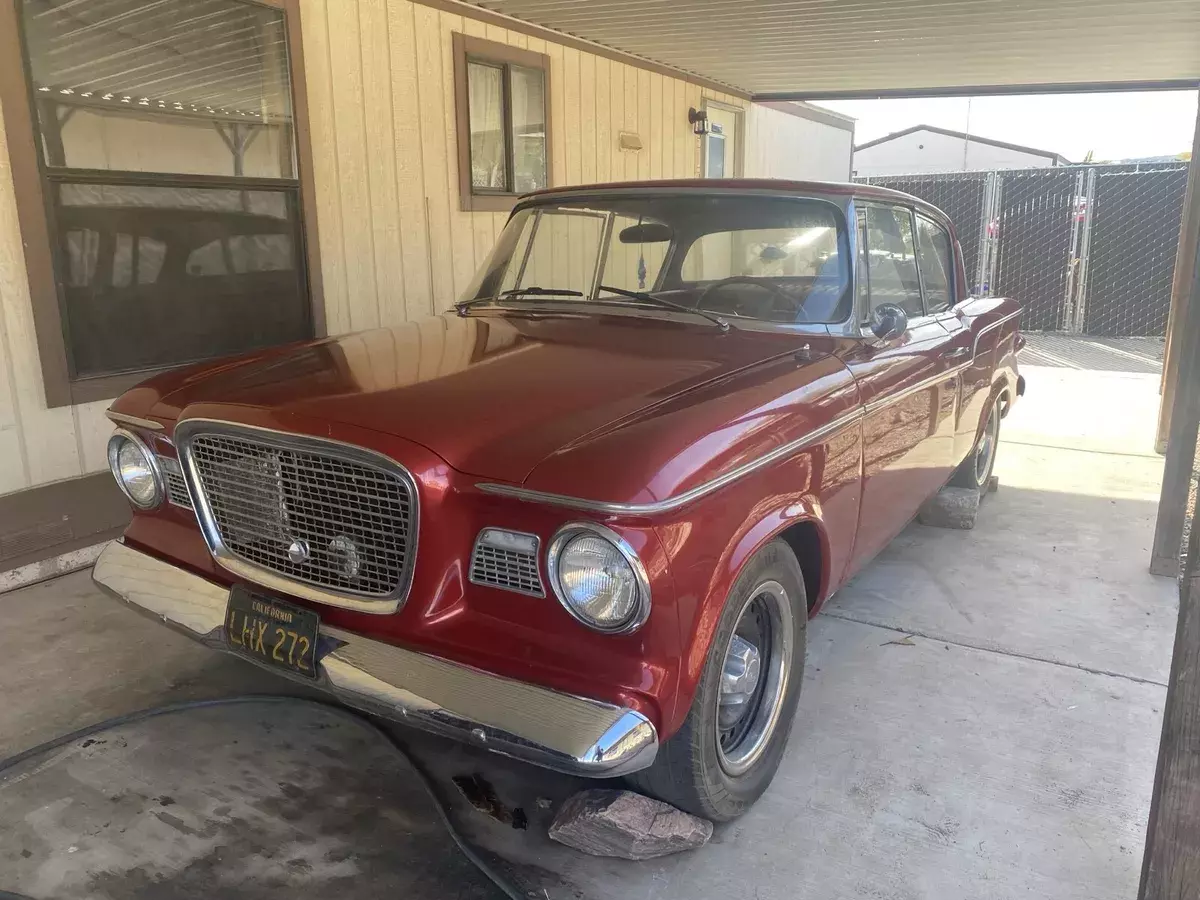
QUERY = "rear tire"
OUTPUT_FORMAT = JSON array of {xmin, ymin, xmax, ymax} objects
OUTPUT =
[
  {"xmin": 950, "ymin": 396, "xmax": 1001, "ymax": 491},
  {"xmin": 628, "ymin": 540, "xmax": 807, "ymax": 822}
]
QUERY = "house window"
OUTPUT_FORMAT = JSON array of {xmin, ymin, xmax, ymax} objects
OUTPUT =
[
  {"xmin": 6, "ymin": 0, "xmax": 313, "ymax": 404},
  {"xmin": 453, "ymin": 33, "xmax": 550, "ymax": 212}
]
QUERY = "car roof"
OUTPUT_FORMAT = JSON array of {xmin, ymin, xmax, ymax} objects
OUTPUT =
[{"xmin": 522, "ymin": 178, "xmax": 954, "ymax": 230}]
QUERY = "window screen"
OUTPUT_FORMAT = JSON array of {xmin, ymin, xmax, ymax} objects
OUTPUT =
[{"xmin": 54, "ymin": 183, "xmax": 308, "ymax": 377}]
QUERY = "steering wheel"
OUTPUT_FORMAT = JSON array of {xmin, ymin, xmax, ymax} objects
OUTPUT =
[{"xmin": 696, "ymin": 276, "xmax": 809, "ymax": 322}]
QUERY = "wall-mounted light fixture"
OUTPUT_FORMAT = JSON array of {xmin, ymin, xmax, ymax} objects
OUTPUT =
[{"xmin": 688, "ymin": 107, "xmax": 709, "ymax": 136}]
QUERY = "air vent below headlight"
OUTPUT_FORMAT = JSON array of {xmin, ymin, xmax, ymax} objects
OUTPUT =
[{"xmin": 469, "ymin": 529, "xmax": 544, "ymax": 597}]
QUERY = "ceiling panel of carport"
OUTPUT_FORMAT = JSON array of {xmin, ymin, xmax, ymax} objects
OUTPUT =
[{"xmin": 469, "ymin": 0, "xmax": 1200, "ymax": 96}]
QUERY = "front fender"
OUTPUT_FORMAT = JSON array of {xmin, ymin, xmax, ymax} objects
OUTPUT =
[{"xmin": 650, "ymin": 426, "xmax": 861, "ymax": 735}]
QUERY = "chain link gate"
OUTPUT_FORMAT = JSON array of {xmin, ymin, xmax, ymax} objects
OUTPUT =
[{"xmin": 858, "ymin": 163, "xmax": 1189, "ymax": 337}]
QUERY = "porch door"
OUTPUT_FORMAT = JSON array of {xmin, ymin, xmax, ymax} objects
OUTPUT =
[{"xmin": 703, "ymin": 103, "xmax": 742, "ymax": 178}]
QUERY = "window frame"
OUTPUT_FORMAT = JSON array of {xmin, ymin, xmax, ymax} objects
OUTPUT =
[
  {"xmin": 452, "ymin": 33, "xmax": 552, "ymax": 213},
  {"xmin": 913, "ymin": 211, "xmax": 956, "ymax": 316},
  {"xmin": 857, "ymin": 201, "xmax": 929, "ymax": 324},
  {"xmin": 0, "ymin": 0, "xmax": 324, "ymax": 408}
]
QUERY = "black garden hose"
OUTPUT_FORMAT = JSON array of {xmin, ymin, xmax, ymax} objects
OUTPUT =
[{"xmin": 0, "ymin": 695, "xmax": 524, "ymax": 900}]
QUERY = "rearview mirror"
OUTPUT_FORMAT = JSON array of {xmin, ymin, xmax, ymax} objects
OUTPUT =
[
  {"xmin": 618, "ymin": 222, "xmax": 673, "ymax": 244},
  {"xmin": 869, "ymin": 303, "xmax": 908, "ymax": 341}
]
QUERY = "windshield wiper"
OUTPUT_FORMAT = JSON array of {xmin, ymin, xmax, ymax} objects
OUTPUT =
[
  {"xmin": 499, "ymin": 287, "xmax": 584, "ymax": 298},
  {"xmin": 596, "ymin": 284, "xmax": 730, "ymax": 331},
  {"xmin": 456, "ymin": 286, "xmax": 584, "ymax": 315}
]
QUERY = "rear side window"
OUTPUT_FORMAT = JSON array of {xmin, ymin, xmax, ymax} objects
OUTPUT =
[
  {"xmin": 916, "ymin": 214, "xmax": 954, "ymax": 314},
  {"xmin": 862, "ymin": 205, "xmax": 924, "ymax": 318}
]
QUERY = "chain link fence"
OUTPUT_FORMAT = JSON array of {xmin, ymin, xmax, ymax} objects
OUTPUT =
[{"xmin": 858, "ymin": 162, "xmax": 1189, "ymax": 337}]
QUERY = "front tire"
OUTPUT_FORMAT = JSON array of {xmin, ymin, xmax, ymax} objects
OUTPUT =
[
  {"xmin": 628, "ymin": 540, "xmax": 807, "ymax": 821},
  {"xmin": 950, "ymin": 396, "xmax": 1001, "ymax": 491}
]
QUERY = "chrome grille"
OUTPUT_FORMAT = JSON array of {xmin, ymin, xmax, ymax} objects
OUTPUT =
[
  {"xmin": 181, "ymin": 428, "xmax": 415, "ymax": 601},
  {"xmin": 469, "ymin": 533, "xmax": 544, "ymax": 597},
  {"xmin": 159, "ymin": 456, "xmax": 192, "ymax": 509}
]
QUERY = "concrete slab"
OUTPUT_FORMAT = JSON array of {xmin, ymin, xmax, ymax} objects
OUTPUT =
[
  {"xmin": 0, "ymin": 700, "xmax": 504, "ymax": 899},
  {"xmin": 436, "ymin": 614, "xmax": 1163, "ymax": 900},
  {"xmin": 0, "ymin": 568, "xmax": 315, "ymax": 760}
]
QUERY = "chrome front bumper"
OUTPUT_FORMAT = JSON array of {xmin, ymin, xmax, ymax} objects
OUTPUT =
[{"xmin": 92, "ymin": 541, "xmax": 659, "ymax": 777}]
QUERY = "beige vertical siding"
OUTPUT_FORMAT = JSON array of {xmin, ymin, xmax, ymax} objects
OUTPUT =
[
  {"xmin": 0, "ymin": 93, "xmax": 116, "ymax": 496},
  {"xmin": 0, "ymin": 0, "xmax": 752, "ymax": 496},
  {"xmin": 296, "ymin": 0, "xmax": 750, "ymax": 333}
]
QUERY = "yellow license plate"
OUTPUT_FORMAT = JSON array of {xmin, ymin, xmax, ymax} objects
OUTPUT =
[{"xmin": 225, "ymin": 586, "xmax": 319, "ymax": 679}]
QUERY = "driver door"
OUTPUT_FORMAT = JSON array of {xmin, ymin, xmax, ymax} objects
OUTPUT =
[{"xmin": 843, "ymin": 203, "xmax": 959, "ymax": 572}]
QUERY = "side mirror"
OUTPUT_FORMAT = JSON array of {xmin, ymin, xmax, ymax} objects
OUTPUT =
[{"xmin": 869, "ymin": 303, "xmax": 908, "ymax": 341}]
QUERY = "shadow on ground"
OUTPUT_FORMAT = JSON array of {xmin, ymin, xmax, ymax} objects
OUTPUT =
[{"xmin": 0, "ymin": 700, "xmax": 506, "ymax": 900}]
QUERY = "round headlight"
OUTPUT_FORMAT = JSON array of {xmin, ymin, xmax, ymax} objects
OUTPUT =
[
  {"xmin": 548, "ymin": 524, "xmax": 651, "ymax": 633},
  {"xmin": 107, "ymin": 430, "xmax": 163, "ymax": 509}
]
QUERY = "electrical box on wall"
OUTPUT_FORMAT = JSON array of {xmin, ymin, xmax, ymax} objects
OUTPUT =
[{"xmin": 618, "ymin": 131, "xmax": 643, "ymax": 151}]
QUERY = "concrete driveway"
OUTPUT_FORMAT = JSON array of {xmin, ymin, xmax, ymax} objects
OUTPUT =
[{"xmin": 0, "ymin": 357, "xmax": 1178, "ymax": 899}]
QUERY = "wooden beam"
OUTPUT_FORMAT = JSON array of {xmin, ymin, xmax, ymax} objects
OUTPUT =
[
  {"xmin": 1155, "ymin": 109, "xmax": 1200, "ymax": 453},
  {"xmin": 1150, "ymin": 105, "xmax": 1200, "ymax": 577},
  {"xmin": 1140, "ymin": 173, "xmax": 1200, "ymax": 899}
]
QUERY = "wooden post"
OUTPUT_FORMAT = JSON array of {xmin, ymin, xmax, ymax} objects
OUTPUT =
[
  {"xmin": 1150, "ymin": 125, "xmax": 1200, "ymax": 578},
  {"xmin": 1155, "ymin": 109, "xmax": 1200, "ymax": 454},
  {"xmin": 1140, "ymin": 174, "xmax": 1200, "ymax": 899}
]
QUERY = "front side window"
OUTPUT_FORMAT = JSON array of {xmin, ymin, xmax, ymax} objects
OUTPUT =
[
  {"xmin": 17, "ymin": 0, "xmax": 310, "ymax": 389},
  {"xmin": 455, "ymin": 34, "xmax": 549, "ymax": 211},
  {"xmin": 915, "ymin": 214, "xmax": 955, "ymax": 314},
  {"xmin": 861, "ymin": 205, "xmax": 924, "ymax": 319},
  {"xmin": 465, "ymin": 194, "xmax": 850, "ymax": 326}
]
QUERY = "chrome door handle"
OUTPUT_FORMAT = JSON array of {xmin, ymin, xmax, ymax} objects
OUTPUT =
[{"xmin": 944, "ymin": 347, "xmax": 970, "ymax": 360}]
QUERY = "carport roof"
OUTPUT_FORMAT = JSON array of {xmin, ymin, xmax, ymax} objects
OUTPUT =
[{"xmin": 467, "ymin": 0, "xmax": 1200, "ymax": 97}]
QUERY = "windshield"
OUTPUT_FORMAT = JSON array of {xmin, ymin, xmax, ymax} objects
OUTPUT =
[{"xmin": 462, "ymin": 194, "xmax": 851, "ymax": 325}]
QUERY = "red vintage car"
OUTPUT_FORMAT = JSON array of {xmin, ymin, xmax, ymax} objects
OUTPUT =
[{"xmin": 94, "ymin": 179, "xmax": 1022, "ymax": 821}]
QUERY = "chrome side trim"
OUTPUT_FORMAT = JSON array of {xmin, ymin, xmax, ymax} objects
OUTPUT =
[
  {"xmin": 105, "ymin": 410, "xmax": 165, "ymax": 432},
  {"xmin": 174, "ymin": 418, "xmax": 420, "ymax": 616},
  {"xmin": 970, "ymin": 309, "xmax": 1022, "ymax": 355},
  {"xmin": 92, "ymin": 542, "xmax": 659, "ymax": 777},
  {"xmin": 546, "ymin": 522, "xmax": 652, "ymax": 634},
  {"xmin": 863, "ymin": 361, "xmax": 972, "ymax": 416},
  {"xmin": 477, "ymin": 407, "xmax": 866, "ymax": 516},
  {"xmin": 860, "ymin": 310, "xmax": 1022, "ymax": 417},
  {"xmin": 475, "ymin": 311, "xmax": 1021, "ymax": 517}
]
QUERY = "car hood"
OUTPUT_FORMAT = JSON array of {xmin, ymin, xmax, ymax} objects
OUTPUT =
[{"xmin": 148, "ymin": 311, "xmax": 819, "ymax": 484}]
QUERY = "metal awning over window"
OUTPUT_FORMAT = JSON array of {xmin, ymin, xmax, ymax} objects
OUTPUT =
[{"xmin": 21, "ymin": 0, "xmax": 292, "ymax": 122}]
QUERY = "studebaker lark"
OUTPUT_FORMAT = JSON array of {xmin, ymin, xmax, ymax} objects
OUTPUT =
[{"xmin": 95, "ymin": 179, "xmax": 1022, "ymax": 821}]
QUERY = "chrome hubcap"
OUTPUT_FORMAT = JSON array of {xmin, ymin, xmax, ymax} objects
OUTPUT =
[
  {"xmin": 974, "ymin": 406, "xmax": 999, "ymax": 484},
  {"xmin": 715, "ymin": 580, "xmax": 794, "ymax": 776},
  {"xmin": 719, "ymin": 635, "xmax": 763, "ymax": 728}
]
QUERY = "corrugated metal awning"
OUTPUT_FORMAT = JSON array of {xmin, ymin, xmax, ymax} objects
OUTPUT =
[{"xmin": 470, "ymin": 0, "xmax": 1200, "ymax": 97}]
